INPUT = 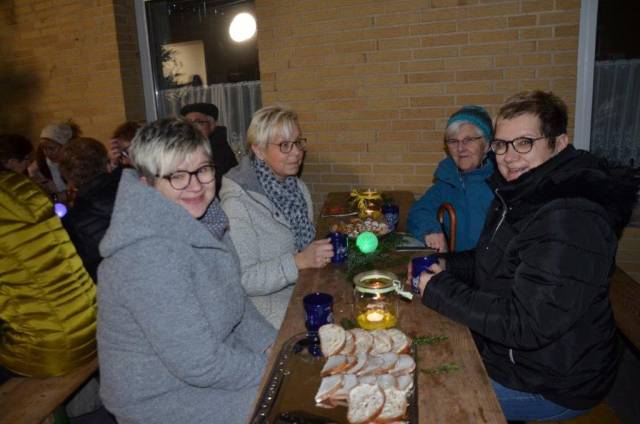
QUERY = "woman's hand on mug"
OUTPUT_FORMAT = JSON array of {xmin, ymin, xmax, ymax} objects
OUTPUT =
[
  {"xmin": 407, "ymin": 259, "xmax": 444, "ymax": 297},
  {"xmin": 295, "ymin": 238, "xmax": 334, "ymax": 270},
  {"xmin": 418, "ymin": 262, "xmax": 443, "ymax": 296},
  {"xmin": 425, "ymin": 232, "xmax": 448, "ymax": 252}
]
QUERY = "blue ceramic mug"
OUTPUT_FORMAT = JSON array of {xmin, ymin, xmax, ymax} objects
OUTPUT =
[
  {"xmin": 329, "ymin": 232, "xmax": 348, "ymax": 264},
  {"xmin": 411, "ymin": 255, "xmax": 438, "ymax": 294},
  {"xmin": 303, "ymin": 292, "xmax": 334, "ymax": 332},
  {"xmin": 382, "ymin": 203, "xmax": 400, "ymax": 232}
]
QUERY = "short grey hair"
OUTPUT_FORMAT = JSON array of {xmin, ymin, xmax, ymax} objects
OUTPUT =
[
  {"xmin": 444, "ymin": 120, "xmax": 485, "ymax": 142},
  {"xmin": 247, "ymin": 105, "xmax": 299, "ymax": 150},
  {"xmin": 129, "ymin": 118, "xmax": 211, "ymax": 183}
]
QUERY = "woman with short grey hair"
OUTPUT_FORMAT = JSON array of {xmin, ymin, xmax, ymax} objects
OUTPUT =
[
  {"xmin": 220, "ymin": 105, "xmax": 334, "ymax": 328},
  {"xmin": 97, "ymin": 118, "xmax": 275, "ymax": 423}
]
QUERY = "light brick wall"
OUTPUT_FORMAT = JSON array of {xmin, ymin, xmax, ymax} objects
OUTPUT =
[
  {"xmin": 0, "ymin": 0, "xmax": 144, "ymax": 143},
  {"xmin": 256, "ymin": 0, "xmax": 580, "ymax": 207}
]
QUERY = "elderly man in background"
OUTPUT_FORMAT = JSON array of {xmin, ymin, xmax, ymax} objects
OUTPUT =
[{"xmin": 181, "ymin": 102, "xmax": 238, "ymax": 195}]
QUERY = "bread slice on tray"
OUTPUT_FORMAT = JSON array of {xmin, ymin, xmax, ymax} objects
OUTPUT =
[
  {"xmin": 321, "ymin": 354, "xmax": 348, "ymax": 376},
  {"xmin": 396, "ymin": 374, "xmax": 414, "ymax": 396},
  {"xmin": 351, "ymin": 328, "xmax": 373, "ymax": 354},
  {"xmin": 347, "ymin": 383, "xmax": 385, "ymax": 424},
  {"xmin": 340, "ymin": 330, "xmax": 356, "ymax": 355},
  {"xmin": 387, "ymin": 328, "xmax": 411, "ymax": 354},
  {"xmin": 348, "ymin": 352, "xmax": 368, "ymax": 375},
  {"xmin": 332, "ymin": 373, "xmax": 359, "ymax": 400},
  {"xmin": 389, "ymin": 354, "xmax": 416, "ymax": 376},
  {"xmin": 314, "ymin": 374, "xmax": 343, "ymax": 404},
  {"xmin": 377, "ymin": 386, "xmax": 409, "ymax": 422},
  {"xmin": 371, "ymin": 329, "xmax": 393, "ymax": 355},
  {"xmin": 319, "ymin": 324, "xmax": 346, "ymax": 357}
]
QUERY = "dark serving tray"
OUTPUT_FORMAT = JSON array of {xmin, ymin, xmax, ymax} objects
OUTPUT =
[{"xmin": 250, "ymin": 332, "xmax": 418, "ymax": 424}]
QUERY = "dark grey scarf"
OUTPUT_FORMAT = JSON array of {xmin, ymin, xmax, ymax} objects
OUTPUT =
[
  {"xmin": 198, "ymin": 198, "xmax": 229, "ymax": 240},
  {"xmin": 252, "ymin": 157, "xmax": 315, "ymax": 251}
]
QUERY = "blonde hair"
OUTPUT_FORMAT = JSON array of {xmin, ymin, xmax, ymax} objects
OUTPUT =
[
  {"xmin": 247, "ymin": 105, "xmax": 299, "ymax": 151},
  {"xmin": 129, "ymin": 118, "xmax": 211, "ymax": 183}
]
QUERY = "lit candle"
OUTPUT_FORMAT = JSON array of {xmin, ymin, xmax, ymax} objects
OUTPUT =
[{"xmin": 366, "ymin": 310, "xmax": 384, "ymax": 322}]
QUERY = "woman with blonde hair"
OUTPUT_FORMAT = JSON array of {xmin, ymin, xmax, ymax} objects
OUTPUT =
[{"xmin": 220, "ymin": 105, "xmax": 333, "ymax": 328}]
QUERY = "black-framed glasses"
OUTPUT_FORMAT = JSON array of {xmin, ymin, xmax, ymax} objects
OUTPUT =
[
  {"xmin": 490, "ymin": 136, "xmax": 546, "ymax": 155},
  {"xmin": 269, "ymin": 138, "xmax": 307, "ymax": 153},
  {"xmin": 157, "ymin": 164, "xmax": 215, "ymax": 190},
  {"xmin": 444, "ymin": 136, "xmax": 484, "ymax": 148}
]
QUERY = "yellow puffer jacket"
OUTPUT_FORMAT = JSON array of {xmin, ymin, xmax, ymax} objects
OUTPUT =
[{"xmin": 0, "ymin": 171, "xmax": 96, "ymax": 377}]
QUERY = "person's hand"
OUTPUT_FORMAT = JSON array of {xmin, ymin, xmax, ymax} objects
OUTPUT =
[
  {"xmin": 418, "ymin": 262, "xmax": 443, "ymax": 297},
  {"xmin": 425, "ymin": 232, "xmax": 448, "ymax": 252},
  {"xmin": 294, "ymin": 238, "xmax": 334, "ymax": 270},
  {"xmin": 108, "ymin": 138, "xmax": 122, "ymax": 168}
]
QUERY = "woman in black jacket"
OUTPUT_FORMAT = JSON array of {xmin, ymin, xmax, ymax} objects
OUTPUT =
[
  {"xmin": 59, "ymin": 137, "xmax": 121, "ymax": 282},
  {"xmin": 414, "ymin": 90, "xmax": 639, "ymax": 421}
]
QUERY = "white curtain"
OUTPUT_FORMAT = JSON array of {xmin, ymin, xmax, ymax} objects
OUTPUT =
[
  {"xmin": 157, "ymin": 80, "xmax": 262, "ymax": 157},
  {"xmin": 590, "ymin": 59, "xmax": 640, "ymax": 166}
]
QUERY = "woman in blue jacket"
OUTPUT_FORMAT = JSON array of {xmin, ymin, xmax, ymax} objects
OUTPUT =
[{"xmin": 408, "ymin": 105, "xmax": 495, "ymax": 252}]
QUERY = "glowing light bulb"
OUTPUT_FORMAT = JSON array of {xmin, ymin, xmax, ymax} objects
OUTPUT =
[
  {"xmin": 356, "ymin": 231, "xmax": 378, "ymax": 254},
  {"xmin": 229, "ymin": 12, "xmax": 257, "ymax": 42}
]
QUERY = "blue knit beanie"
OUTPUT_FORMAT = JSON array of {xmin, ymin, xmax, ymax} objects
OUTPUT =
[{"xmin": 446, "ymin": 105, "xmax": 493, "ymax": 141}]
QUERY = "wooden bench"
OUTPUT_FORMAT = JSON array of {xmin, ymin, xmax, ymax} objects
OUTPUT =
[
  {"xmin": 0, "ymin": 357, "xmax": 98, "ymax": 424},
  {"xmin": 610, "ymin": 266, "xmax": 640, "ymax": 350}
]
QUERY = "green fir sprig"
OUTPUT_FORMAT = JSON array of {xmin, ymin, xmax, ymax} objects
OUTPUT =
[
  {"xmin": 413, "ymin": 335, "xmax": 448, "ymax": 346},
  {"xmin": 420, "ymin": 362, "xmax": 460, "ymax": 375}
]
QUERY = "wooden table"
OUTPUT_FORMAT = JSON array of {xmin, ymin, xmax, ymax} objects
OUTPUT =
[{"xmin": 252, "ymin": 191, "xmax": 506, "ymax": 423}]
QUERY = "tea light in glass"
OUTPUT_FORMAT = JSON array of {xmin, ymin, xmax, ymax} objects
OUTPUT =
[{"xmin": 353, "ymin": 270, "xmax": 400, "ymax": 330}]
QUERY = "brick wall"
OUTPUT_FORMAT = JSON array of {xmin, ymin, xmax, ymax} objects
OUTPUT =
[
  {"xmin": 0, "ymin": 0, "xmax": 144, "ymax": 143},
  {"xmin": 256, "ymin": 0, "xmax": 581, "ymax": 208}
]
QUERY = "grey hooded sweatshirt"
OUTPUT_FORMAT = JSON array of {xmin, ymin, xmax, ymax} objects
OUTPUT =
[{"xmin": 97, "ymin": 169, "xmax": 275, "ymax": 423}]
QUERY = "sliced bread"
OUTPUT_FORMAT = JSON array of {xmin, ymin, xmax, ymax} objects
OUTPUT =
[
  {"xmin": 319, "ymin": 324, "xmax": 346, "ymax": 357},
  {"xmin": 347, "ymin": 383, "xmax": 385, "ymax": 424},
  {"xmin": 387, "ymin": 328, "xmax": 411, "ymax": 354},
  {"xmin": 314, "ymin": 374, "xmax": 343, "ymax": 404},
  {"xmin": 376, "ymin": 387, "xmax": 408, "ymax": 422}
]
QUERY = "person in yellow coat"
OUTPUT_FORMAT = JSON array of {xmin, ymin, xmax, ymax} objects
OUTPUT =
[{"xmin": 0, "ymin": 165, "xmax": 96, "ymax": 381}]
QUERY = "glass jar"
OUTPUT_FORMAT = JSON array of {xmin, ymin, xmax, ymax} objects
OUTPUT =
[{"xmin": 353, "ymin": 270, "xmax": 413, "ymax": 330}]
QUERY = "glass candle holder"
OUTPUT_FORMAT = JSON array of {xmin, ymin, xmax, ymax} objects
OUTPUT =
[{"xmin": 352, "ymin": 270, "xmax": 412, "ymax": 330}]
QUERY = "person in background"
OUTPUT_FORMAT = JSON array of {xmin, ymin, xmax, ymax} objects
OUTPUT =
[
  {"xmin": 407, "ymin": 106, "xmax": 495, "ymax": 252},
  {"xmin": 413, "ymin": 90, "xmax": 640, "ymax": 421},
  {"xmin": 108, "ymin": 120, "xmax": 144, "ymax": 169},
  {"xmin": 219, "ymin": 105, "xmax": 333, "ymax": 328},
  {"xmin": 97, "ymin": 118, "xmax": 275, "ymax": 423},
  {"xmin": 0, "ymin": 165, "xmax": 96, "ymax": 384},
  {"xmin": 59, "ymin": 137, "xmax": 121, "ymax": 282},
  {"xmin": 0, "ymin": 134, "xmax": 33, "ymax": 174},
  {"xmin": 180, "ymin": 102, "xmax": 238, "ymax": 196},
  {"xmin": 28, "ymin": 122, "xmax": 75, "ymax": 199}
]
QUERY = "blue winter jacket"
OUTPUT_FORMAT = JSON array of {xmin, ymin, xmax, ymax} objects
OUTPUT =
[{"xmin": 407, "ymin": 156, "xmax": 495, "ymax": 251}]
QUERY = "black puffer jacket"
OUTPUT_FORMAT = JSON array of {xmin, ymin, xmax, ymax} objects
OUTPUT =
[
  {"xmin": 423, "ymin": 145, "xmax": 639, "ymax": 409},
  {"xmin": 62, "ymin": 168, "xmax": 122, "ymax": 282}
]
